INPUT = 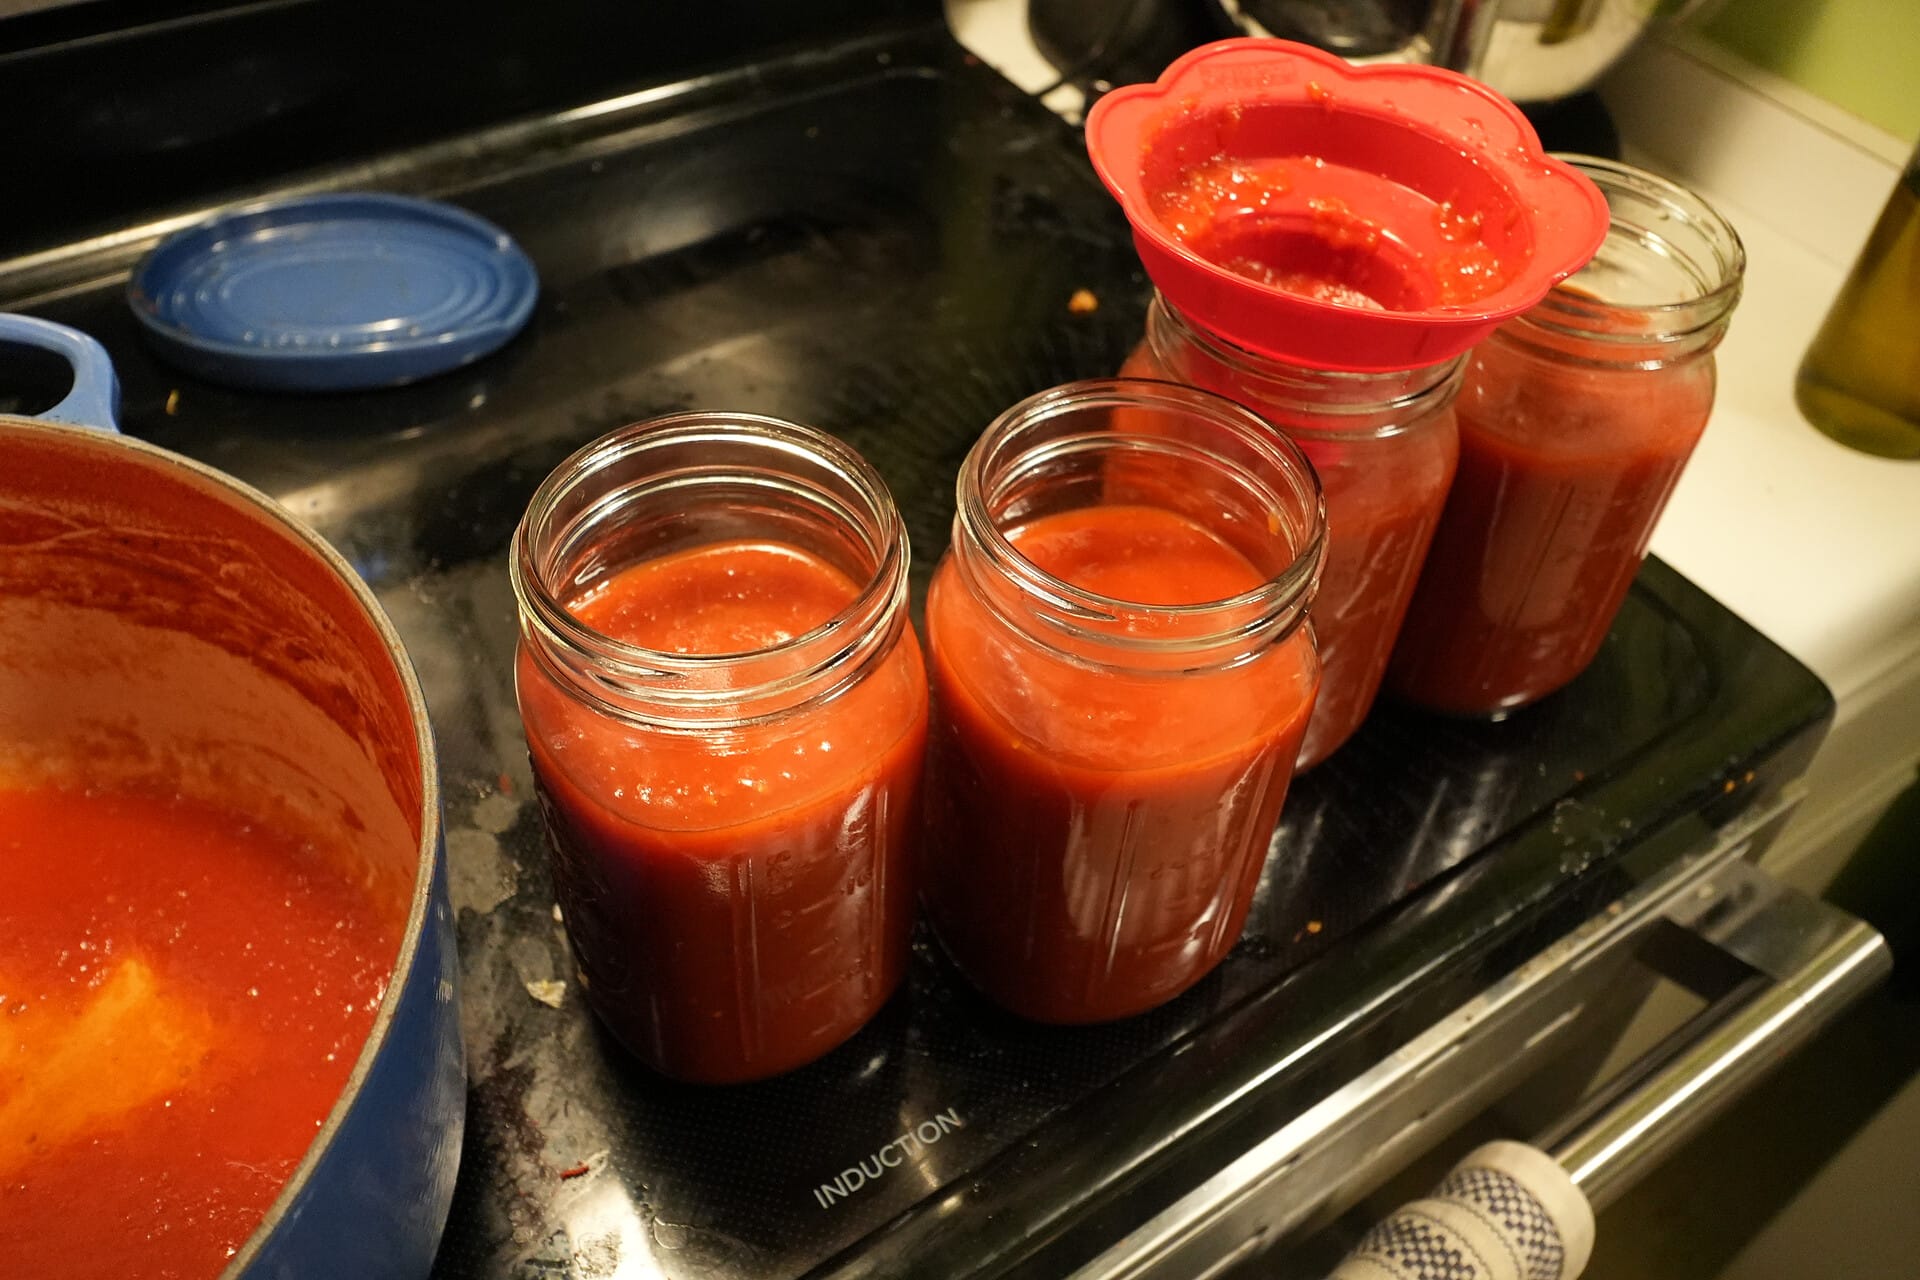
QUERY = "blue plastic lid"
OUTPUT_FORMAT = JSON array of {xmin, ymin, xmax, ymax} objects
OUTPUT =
[{"xmin": 128, "ymin": 193, "xmax": 539, "ymax": 393}]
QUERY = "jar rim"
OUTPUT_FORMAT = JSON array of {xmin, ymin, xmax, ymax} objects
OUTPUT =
[
  {"xmin": 955, "ymin": 378, "xmax": 1326, "ymax": 656},
  {"xmin": 1148, "ymin": 293, "xmax": 1467, "ymax": 409},
  {"xmin": 511, "ymin": 413, "xmax": 910, "ymax": 716},
  {"xmin": 1144, "ymin": 296, "xmax": 1466, "ymax": 437},
  {"xmin": 1523, "ymin": 155, "xmax": 1747, "ymax": 342}
]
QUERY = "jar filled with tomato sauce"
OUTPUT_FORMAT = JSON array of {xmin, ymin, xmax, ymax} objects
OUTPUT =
[
  {"xmin": 921, "ymin": 379, "xmax": 1326, "ymax": 1024},
  {"xmin": 1389, "ymin": 158, "xmax": 1746, "ymax": 716},
  {"xmin": 511, "ymin": 415, "xmax": 928, "ymax": 1083},
  {"xmin": 1121, "ymin": 295, "xmax": 1461, "ymax": 767}
]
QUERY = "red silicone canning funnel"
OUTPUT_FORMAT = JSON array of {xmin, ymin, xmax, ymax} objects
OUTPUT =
[{"xmin": 1086, "ymin": 39, "xmax": 1609, "ymax": 372}]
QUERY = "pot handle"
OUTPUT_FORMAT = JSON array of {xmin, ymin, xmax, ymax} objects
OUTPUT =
[{"xmin": 0, "ymin": 313, "xmax": 121, "ymax": 433}]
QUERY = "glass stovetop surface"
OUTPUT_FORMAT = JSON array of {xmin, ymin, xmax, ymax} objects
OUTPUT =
[{"xmin": 6, "ymin": 28, "xmax": 1830, "ymax": 1280}]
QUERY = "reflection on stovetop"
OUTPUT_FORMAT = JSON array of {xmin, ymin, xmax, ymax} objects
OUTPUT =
[{"xmin": 7, "ymin": 27, "xmax": 1823, "ymax": 1280}]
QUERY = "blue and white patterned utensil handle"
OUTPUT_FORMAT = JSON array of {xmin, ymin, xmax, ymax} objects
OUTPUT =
[{"xmin": 1330, "ymin": 1142, "xmax": 1596, "ymax": 1280}]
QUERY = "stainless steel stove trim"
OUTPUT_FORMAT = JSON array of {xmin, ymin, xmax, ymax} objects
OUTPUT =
[
  {"xmin": 1068, "ymin": 789, "xmax": 1889, "ymax": 1280},
  {"xmin": 1548, "ymin": 858, "xmax": 1888, "ymax": 1210}
]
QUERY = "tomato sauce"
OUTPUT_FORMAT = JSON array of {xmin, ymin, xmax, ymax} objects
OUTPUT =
[
  {"xmin": 1148, "ymin": 154, "xmax": 1510, "ymax": 310},
  {"xmin": 0, "ymin": 785, "xmax": 396, "ymax": 1280},
  {"xmin": 1119, "ymin": 309, "xmax": 1459, "ymax": 768},
  {"xmin": 1388, "ymin": 329, "xmax": 1716, "ymax": 714},
  {"xmin": 921, "ymin": 506, "xmax": 1316, "ymax": 1023},
  {"xmin": 516, "ymin": 541, "xmax": 926, "ymax": 1083},
  {"xmin": 1289, "ymin": 432, "xmax": 1456, "ymax": 759}
]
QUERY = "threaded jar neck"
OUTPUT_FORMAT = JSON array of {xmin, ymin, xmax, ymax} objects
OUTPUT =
[
  {"xmin": 952, "ymin": 378, "xmax": 1326, "ymax": 671},
  {"xmin": 1145, "ymin": 294, "xmax": 1465, "ymax": 436},
  {"xmin": 1501, "ymin": 156, "xmax": 1746, "ymax": 368},
  {"xmin": 511, "ymin": 413, "xmax": 911, "ymax": 729}
]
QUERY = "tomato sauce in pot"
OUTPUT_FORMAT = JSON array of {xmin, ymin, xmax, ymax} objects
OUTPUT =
[{"xmin": 0, "ymin": 784, "xmax": 397, "ymax": 1280}]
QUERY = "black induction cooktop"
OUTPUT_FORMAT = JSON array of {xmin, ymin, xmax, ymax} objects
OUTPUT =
[{"xmin": 1, "ymin": 15, "xmax": 1827, "ymax": 1280}]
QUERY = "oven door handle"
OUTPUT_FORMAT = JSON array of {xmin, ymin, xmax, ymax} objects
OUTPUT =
[
  {"xmin": 1545, "ymin": 856, "xmax": 1889, "ymax": 1207},
  {"xmin": 1329, "ymin": 861, "xmax": 1889, "ymax": 1280}
]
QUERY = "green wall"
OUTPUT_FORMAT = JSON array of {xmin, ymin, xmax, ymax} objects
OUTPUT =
[{"xmin": 1690, "ymin": 0, "xmax": 1920, "ymax": 143}]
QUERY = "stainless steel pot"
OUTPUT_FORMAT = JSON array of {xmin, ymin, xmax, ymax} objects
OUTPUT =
[{"xmin": 1216, "ymin": 0, "xmax": 1712, "ymax": 102}]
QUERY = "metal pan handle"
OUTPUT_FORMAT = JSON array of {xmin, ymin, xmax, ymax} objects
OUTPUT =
[
  {"xmin": 1332, "ymin": 862, "xmax": 1889, "ymax": 1279},
  {"xmin": 0, "ymin": 313, "xmax": 121, "ymax": 432}
]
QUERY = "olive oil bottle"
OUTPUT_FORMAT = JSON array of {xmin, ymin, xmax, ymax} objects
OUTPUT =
[{"xmin": 1795, "ymin": 146, "xmax": 1920, "ymax": 460}]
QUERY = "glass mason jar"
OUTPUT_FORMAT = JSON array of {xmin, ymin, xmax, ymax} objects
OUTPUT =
[
  {"xmin": 1122, "ymin": 294, "xmax": 1462, "ymax": 767},
  {"xmin": 1389, "ymin": 157, "xmax": 1745, "ymax": 716},
  {"xmin": 921, "ymin": 379, "xmax": 1326, "ymax": 1024},
  {"xmin": 511, "ymin": 415, "xmax": 928, "ymax": 1084}
]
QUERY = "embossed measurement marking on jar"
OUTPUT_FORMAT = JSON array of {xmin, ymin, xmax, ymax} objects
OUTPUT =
[{"xmin": 812, "ymin": 1109, "xmax": 966, "ymax": 1208}]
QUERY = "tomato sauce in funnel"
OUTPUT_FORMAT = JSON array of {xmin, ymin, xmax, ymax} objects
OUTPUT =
[{"xmin": 1087, "ymin": 39, "xmax": 1608, "ymax": 372}]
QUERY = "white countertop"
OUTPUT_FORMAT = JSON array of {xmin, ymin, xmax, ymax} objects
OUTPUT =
[
  {"xmin": 1608, "ymin": 37, "xmax": 1918, "ymax": 687},
  {"xmin": 1607, "ymin": 37, "xmax": 1920, "ymax": 884},
  {"xmin": 948, "ymin": 6, "xmax": 1920, "ymax": 885}
]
